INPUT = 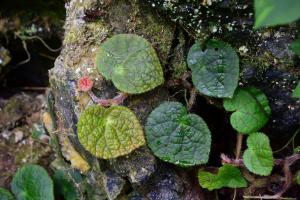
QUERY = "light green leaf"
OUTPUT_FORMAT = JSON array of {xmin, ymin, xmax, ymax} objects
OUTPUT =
[
  {"xmin": 290, "ymin": 38, "xmax": 300, "ymax": 57},
  {"xmin": 0, "ymin": 188, "xmax": 14, "ymax": 200},
  {"xmin": 223, "ymin": 87, "xmax": 271, "ymax": 134},
  {"xmin": 187, "ymin": 40, "xmax": 239, "ymax": 98},
  {"xmin": 243, "ymin": 132, "xmax": 274, "ymax": 176},
  {"xmin": 77, "ymin": 105, "xmax": 145, "ymax": 159},
  {"xmin": 96, "ymin": 34, "xmax": 164, "ymax": 94},
  {"xmin": 11, "ymin": 164, "xmax": 54, "ymax": 200},
  {"xmin": 145, "ymin": 102, "xmax": 211, "ymax": 167},
  {"xmin": 292, "ymin": 82, "xmax": 300, "ymax": 98},
  {"xmin": 53, "ymin": 170, "xmax": 77, "ymax": 200},
  {"xmin": 254, "ymin": 0, "xmax": 300, "ymax": 28},
  {"xmin": 198, "ymin": 164, "xmax": 247, "ymax": 191}
]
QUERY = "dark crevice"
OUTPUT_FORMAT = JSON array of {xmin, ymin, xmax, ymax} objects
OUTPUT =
[{"xmin": 163, "ymin": 25, "xmax": 180, "ymax": 80}]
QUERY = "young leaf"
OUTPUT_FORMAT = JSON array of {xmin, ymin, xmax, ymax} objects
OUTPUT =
[
  {"xmin": 77, "ymin": 105, "xmax": 145, "ymax": 159},
  {"xmin": 145, "ymin": 101, "xmax": 211, "ymax": 167},
  {"xmin": 11, "ymin": 164, "xmax": 54, "ymax": 200},
  {"xmin": 0, "ymin": 188, "xmax": 14, "ymax": 200},
  {"xmin": 187, "ymin": 40, "xmax": 239, "ymax": 98},
  {"xmin": 292, "ymin": 82, "xmax": 300, "ymax": 98},
  {"xmin": 243, "ymin": 132, "xmax": 274, "ymax": 176},
  {"xmin": 223, "ymin": 87, "xmax": 271, "ymax": 134},
  {"xmin": 198, "ymin": 164, "xmax": 247, "ymax": 191},
  {"xmin": 96, "ymin": 34, "xmax": 164, "ymax": 94},
  {"xmin": 254, "ymin": 0, "xmax": 300, "ymax": 28},
  {"xmin": 53, "ymin": 170, "xmax": 78, "ymax": 200}
]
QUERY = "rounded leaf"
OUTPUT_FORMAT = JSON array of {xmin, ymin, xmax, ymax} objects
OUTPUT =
[
  {"xmin": 11, "ymin": 164, "xmax": 54, "ymax": 200},
  {"xmin": 77, "ymin": 105, "xmax": 145, "ymax": 159},
  {"xmin": 223, "ymin": 87, "xmax": 271, "ymax": 134},
  {"xmin": 145, "ymin": 101, "xmax": 211, "ymax": 167},
  {"xmin": 187, "ymin": 40, "xmax": 239, "ymax": 98},
  {"xmin": 243, "ymin": 132, "xmax": 274, "ymax": 176},
  {"xmin": 0, "ymin": 188, "xmax": 14, "ymax": 200},
  {"xmin": 96, "ymin": 34, "xmax": 164, "ymax": 94}
]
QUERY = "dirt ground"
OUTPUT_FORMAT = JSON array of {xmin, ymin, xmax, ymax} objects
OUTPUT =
[{"xmin": 0, "ymin": 92, "xmax": 54, "ymax": 189}]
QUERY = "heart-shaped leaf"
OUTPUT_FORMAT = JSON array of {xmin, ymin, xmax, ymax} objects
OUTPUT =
[
  {"xmin": 198, "ymin": 164, "xmax": 247, "ymax": 191},
  {"xmin": 77, "ymin": 105, "xmax": 145, "ymax": 159},
  {"xmin": 11, "ymin": 164, "xmax": 54, "ymax": 200},
  {"xmin": 254, "ymin": 0, "xmax": 300, "ymax": 28},
  {"xmin": 0, "ymin": 188, "xmax": 14, "ymax": 200},
  {"xmin": 243, "ymin": 132, "xmax": 274, "ymax": 176},
  {"xmin": 187, "ymin": 40, "xmax": 239, "ymax": 98},
  {"xmin": 145, "ymin": 101, "xmax": 211, "ymax": 167},
  {"xmin": 223, "ymin": 87, "xmax": 271, "ymax": 134},
  {"xmin": 96, "ymin": 34, "xmax": 164, "ymax": 94},
  {"xmin": 292, "ymin": 82, "xmax": 300, "ymax": 98}
]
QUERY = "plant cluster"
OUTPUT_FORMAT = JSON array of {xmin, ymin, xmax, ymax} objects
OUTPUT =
[{"xmin": 75, "ymin": 1, "xmax": 300, "ymax": 198}]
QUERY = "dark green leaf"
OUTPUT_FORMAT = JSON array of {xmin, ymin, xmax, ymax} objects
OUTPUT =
[
  {"xmin": 243, "ymin": 132, "xmax": 274, "ymax": 176},
  {"xmin": 96, "ymin": 34, "xmax": 164, "ymax": 94},
  {"xmin": 11, "ymin": 164, "xmax": 54, "ymax": 200},
  {"xmin": 223, "ymin": 87, "xmax": 271, "ymax": 134},
  {"xmin": 187, "ymin": 40, "xmax": 239, "ymax": 98},
  {"xmin": 290, "ymin": 38, "xmax": 300, "ymax": 57},
  {"xmin": 198, "ymin": 164, "xmax": 247, "ymax": 191},
  {"xmin": 254, "ymin": 0, "xmax": 300, "ymax": 28},
  {"xmin": 53, "ymin": 170, "xmax": 77, "ymax": 200},
  {"xmin": 145, "ymin": 102, "xmax": 211, "ymax": 167},
  {"xmin": 0, "ymin": 188, "xmax": 14, "ymax": 200}
]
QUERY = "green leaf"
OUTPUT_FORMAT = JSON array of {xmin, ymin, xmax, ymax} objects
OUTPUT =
[
  {"xmin": 254, "ymin": 0, "xmax": 300, "ymax": 28},
  {"xmin": 77, "ymin": 105, "xmax": 145, "ymax": 159},
  {"xmin": 223, "ymin": 87, "xmax": 271, "ymax": 134},
  {"xmin": 0, "ymin": 188, "xmax": 14, "ymax": 200},
  {"xmin": 145, "ymin": 101, "xmax": 211, "ymax": 167},
  {"xmin": 292, "ymin": 82, "xmax": 300, "ymax": 98},
  {"xmin": 290, "ymin": 38, "xmax": 300, "ymax": 57},
  {"xmin": 294, "ymin": 146, "xmax": 300, "ymax": 153},
  {"xmin": 11, "ymin": 164, "xmax": 54, "ymax": 200},
  {"xmin": 296, "ymin": 171, "xmax": 300, "ymax": 185},
  {"xmin": 243, "ymin": 132, "xmax": 274, "ymax": 176},
  {"xmin": 53, "ymin": 170, "xmax": 77, "ymax": 200},
  {"xmin": 96, "ymin": 34, "xmax": 164, "ymax": 94},
  {"xmin": 198, "ymin": 164, "xmax": 247, "ymax": 191},
  {"xmin": 187, "ymin": 40, "xmax": 239, "ymax": 98}
]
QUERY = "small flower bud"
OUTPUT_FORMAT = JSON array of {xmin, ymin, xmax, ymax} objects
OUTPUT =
[{"xmin": 78, "ymin": 76, "xmax": 93, "ymax": 91}]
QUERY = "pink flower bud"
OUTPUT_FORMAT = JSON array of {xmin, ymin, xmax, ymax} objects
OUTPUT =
[{"xmin": 78, "ymin": 76, "xmax": 93, "ymax": 91}]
